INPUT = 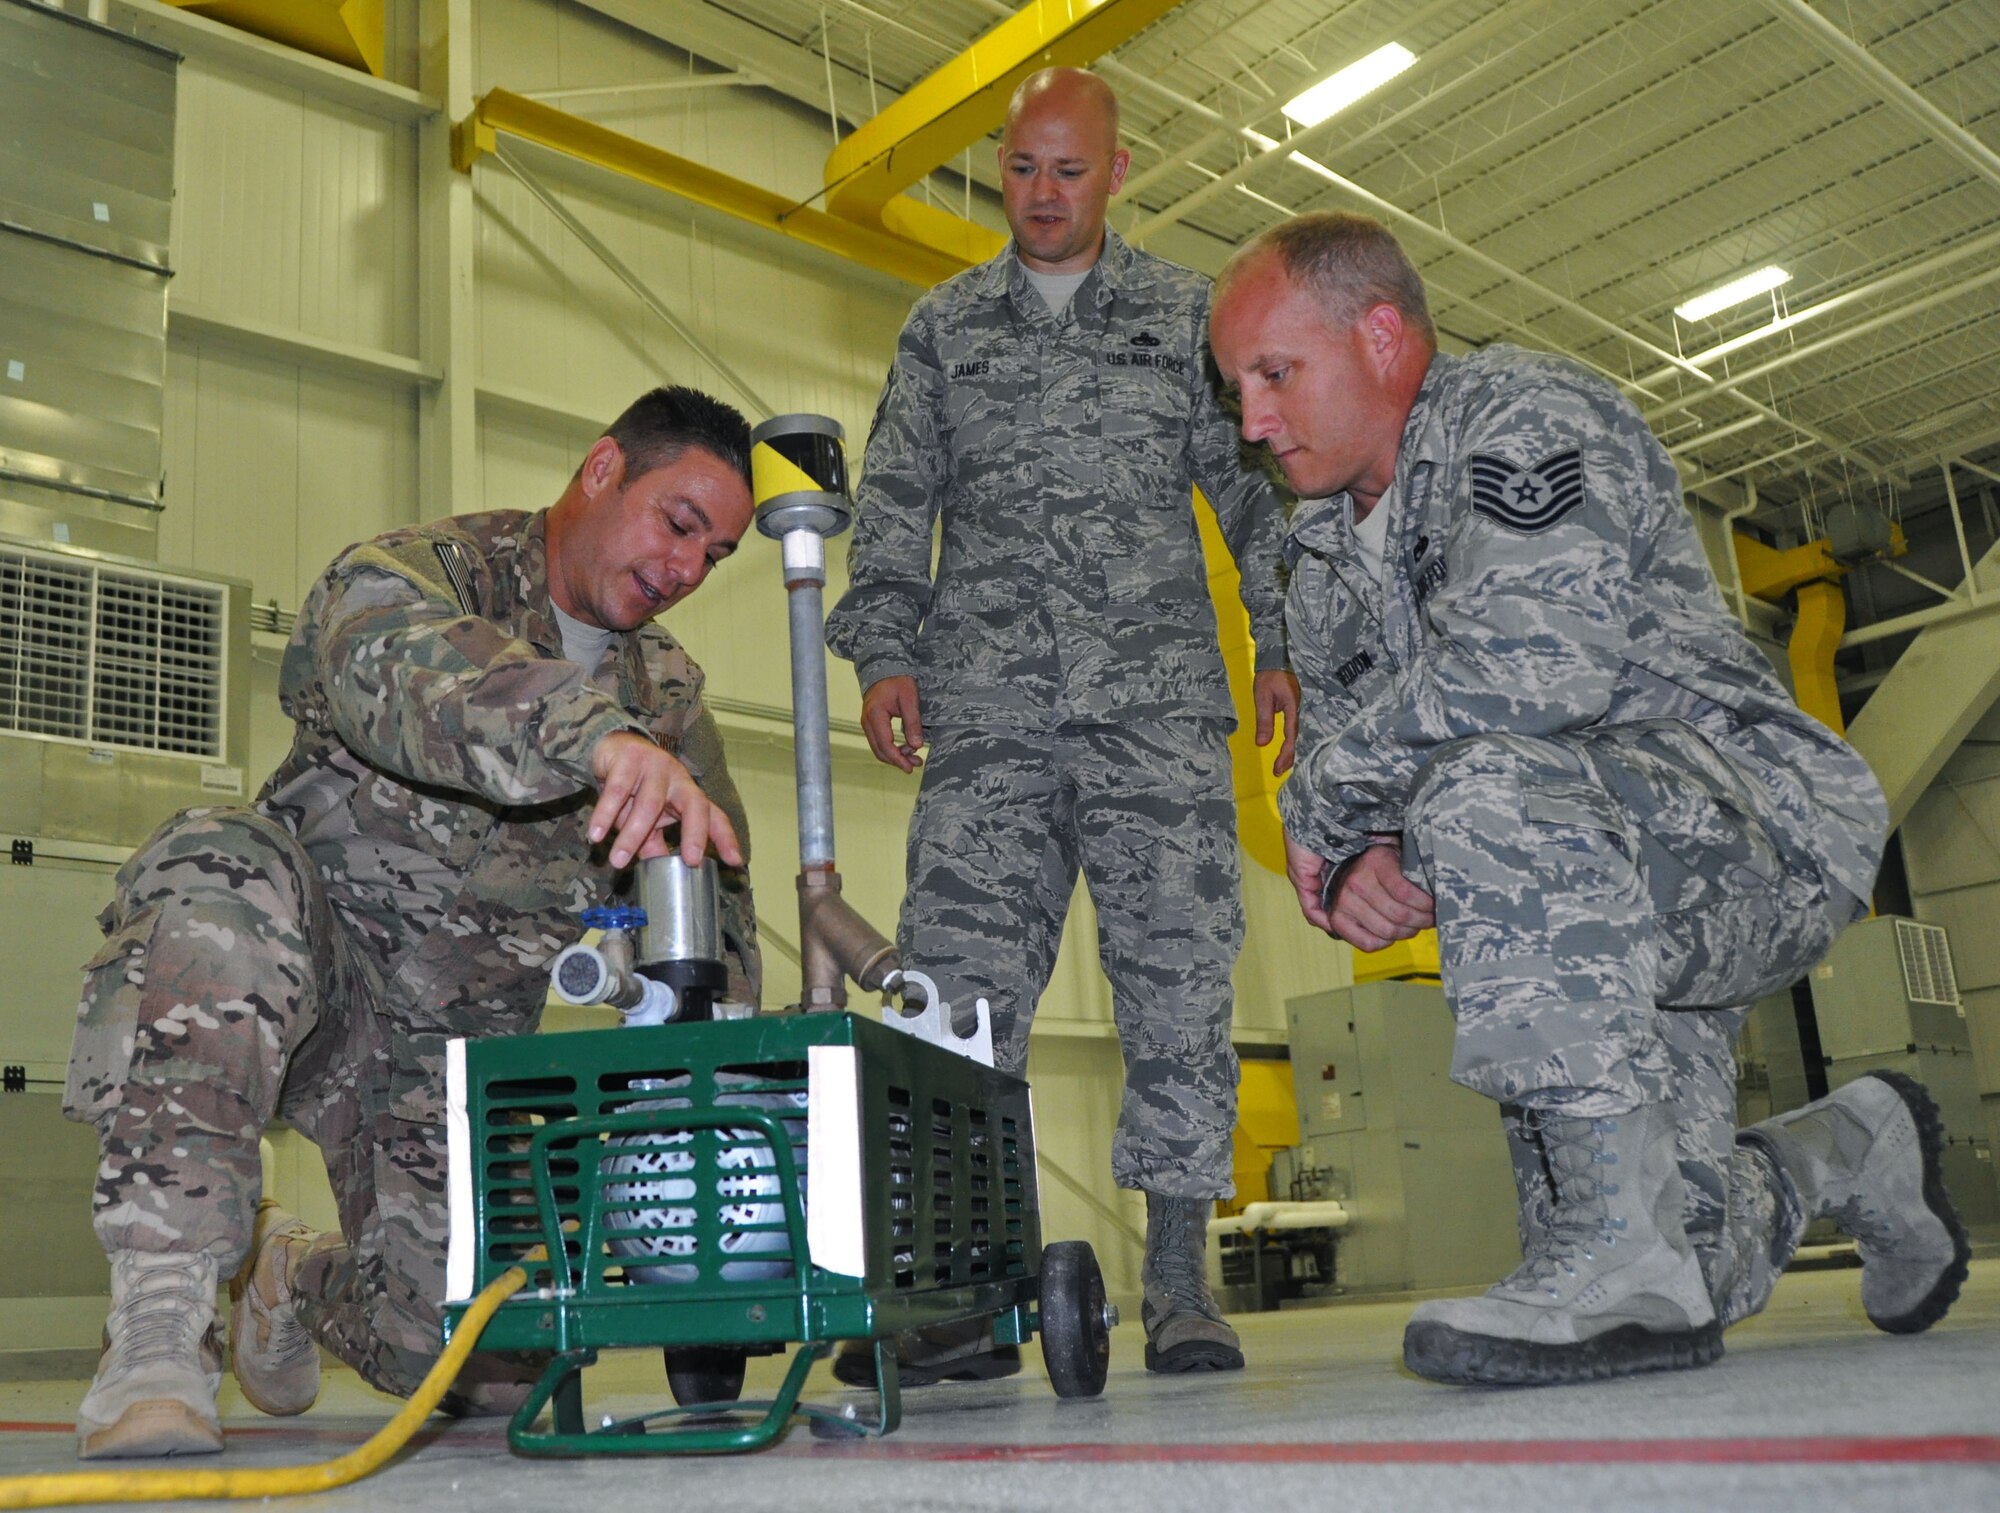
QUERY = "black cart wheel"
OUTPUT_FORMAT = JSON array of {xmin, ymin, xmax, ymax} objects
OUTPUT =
[
  {"xmin": 664, "ymin": 1345, "xmax": 748, "ymax": 1407},
  {"xmin": 1038, "ymin": 1240, "xmax": 1111, "ymax": 1398}
]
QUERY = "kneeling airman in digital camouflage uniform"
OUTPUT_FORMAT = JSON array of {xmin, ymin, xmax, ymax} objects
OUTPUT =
[
  {"xmin": 1208, "ymin": 211, "xmax": 1970, "ymax": 1386},
  {"xmin": 65, "ymin": 388, "xmax": 762, "ymax": 1457}
]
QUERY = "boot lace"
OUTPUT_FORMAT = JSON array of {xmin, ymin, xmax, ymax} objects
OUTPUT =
[
  {"xmin": 107, "ymin": 1256, "xmax": 213, "ymax": 1372},
  {"xmin": 1145, "ymin": 1199, "xmax": 1220, "ymax": 1320},
  {"xmin": 1499, "ymin": 1114, "xmax": 1626, "ymax": 1300},
  {"xmin": 255, "ymin": 1237, "xmax": 318, "ymax": 1368}
]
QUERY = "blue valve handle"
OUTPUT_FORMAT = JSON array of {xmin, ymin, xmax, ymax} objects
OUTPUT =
[{"xmin": 581, "ymin": 905, "xmax": 648, "ymax": 932}]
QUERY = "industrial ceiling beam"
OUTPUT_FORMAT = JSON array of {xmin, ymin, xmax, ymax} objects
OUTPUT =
[
  {"xmin": 1759, "ymin": 0, "xmax": 2000, "ymax": 195},
  {"xmin": 453, "ymin": 88, "xmax": 966, "ymax": 288},
  {"xmin": 822, "ymin": 0, "xmax": 1184, "ymax": 224}
]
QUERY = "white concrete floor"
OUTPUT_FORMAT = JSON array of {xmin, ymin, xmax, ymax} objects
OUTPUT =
[{"xmin": 3, "ymin": 1259, "xmax": 1997, "ymax": 1513}]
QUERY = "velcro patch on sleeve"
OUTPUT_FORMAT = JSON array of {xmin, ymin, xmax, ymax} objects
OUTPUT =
[{"xmin": 1468, "ymin": 448, "xmax": 1584, "ymax": 533}]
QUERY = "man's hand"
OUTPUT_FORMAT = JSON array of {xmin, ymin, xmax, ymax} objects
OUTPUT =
[
  {"xmin": 588, "ymin": 731, "xmax": 744, "ymax": 870},
  {"xmin": 860, "ymin": 675, "xmax": 926, "ymax": 773},
  {"xmin": 1286, "ymin": 833, "xmax": 1434, "ymax": 951},
  {"xmin": 1254, "ymin": 668, "xmax": 1301, "ymax": 775}
]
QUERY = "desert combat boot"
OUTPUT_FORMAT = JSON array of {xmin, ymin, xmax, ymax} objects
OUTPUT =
[
  {"xmin": 1141, "ymin": 1193, "xmax": 1243, "ymax": 1372},
  {"xmin": 1403, "ymin": 1101, "xmax": 1721, "ymax": 1386},
  {"xmin": 75, "ymin": 1251, "xmax": 225, "ymax": 1459},
  {"xmin": 229, "ymin": 1200, "xmax": 325, "ymax": 1416},
  {"xmin": 1743, "ymin": 1071, "xmax": 1971, "ymax": 1333}
]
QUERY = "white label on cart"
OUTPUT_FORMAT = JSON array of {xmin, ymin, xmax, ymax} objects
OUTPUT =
[
  {"xmin": 444, "ymin": 1038, "xmax": 475, "ymax": 1302},
  {"xmin": 806, "ymin": 1045, "xmax": 867, "ymax": 1277}
]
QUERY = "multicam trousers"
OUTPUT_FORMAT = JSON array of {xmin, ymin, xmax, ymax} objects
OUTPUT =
[
  {"xmin": 1403, "ymin": 721, "xmax": 1861, "ymax": 1325},
  {"xmin": 899, "ymin": 720, "xmax": 1243, "ymax": 1196},
  {"xmin": 63, "ymin": 807, "xmax": 531, "ymax": 1399}
]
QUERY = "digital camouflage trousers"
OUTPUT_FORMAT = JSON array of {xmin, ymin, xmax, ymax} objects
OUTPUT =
[
  {"xmin": 899, "ymin": 720, "xmax": 1243, "ymax": 1197},
  {"xmin": 1405, "ymin": 722, "xmax": 1859, "ymax": 1325}
]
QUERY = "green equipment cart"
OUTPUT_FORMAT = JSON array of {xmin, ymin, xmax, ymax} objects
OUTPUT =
[{"xmin": 440, "ymin": 1009, "xmax": 1113, "ymax": 1455}]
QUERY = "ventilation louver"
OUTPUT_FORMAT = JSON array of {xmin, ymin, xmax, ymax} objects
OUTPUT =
[
  {"xmin": 0, "ymin": 543, "xmax": 227, "ymax": 761},
  {"xmin": 1893, "ymin": 918, "xmax": 1960, "ymax": 1009}
]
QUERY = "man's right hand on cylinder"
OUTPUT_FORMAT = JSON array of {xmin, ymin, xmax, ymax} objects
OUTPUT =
[
  {"xmin": 860, "ymin": 675, "xmax": 926, "ymax": 773},
  {"xmin": 588, "ymin": 730, "xmax": 743, "ymax": 870},
  {"xmin": 1287, "ymin": 833, "xmax": 1434, "ymax": 952}
]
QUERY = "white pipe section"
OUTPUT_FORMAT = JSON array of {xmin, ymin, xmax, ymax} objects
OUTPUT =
[{"xmin": 1208, "ymin": 1200, "xmax": 1351, "ymax": 1235}]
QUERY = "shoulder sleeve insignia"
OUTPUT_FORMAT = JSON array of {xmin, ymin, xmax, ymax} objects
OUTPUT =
[{"xmin": 1467, "ymin": 448, "xmax": 1584, "ymax": 533}]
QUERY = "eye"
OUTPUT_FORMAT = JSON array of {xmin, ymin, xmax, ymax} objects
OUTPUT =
[{"xmin": 1264, "ymin": 365, "xmax": 1291, "ymax": 386}]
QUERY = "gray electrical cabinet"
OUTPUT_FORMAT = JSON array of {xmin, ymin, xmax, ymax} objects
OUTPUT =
[
  {"xmin": 1808, "ymin": 916, "xmax": 1999, "ymax": 1228},
  {"xmin": 1276, "ymin": 982, "xmax": 1522, "ymax": 1294}
]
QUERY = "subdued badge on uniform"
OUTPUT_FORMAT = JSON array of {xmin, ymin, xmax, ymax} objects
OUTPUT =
[{"xmin": 1469, "ymin": 448, "xmax": 1585, "ymax": 533}]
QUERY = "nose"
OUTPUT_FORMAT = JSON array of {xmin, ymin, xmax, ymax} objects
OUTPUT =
[{"xmin": 1239, "ymin": 392, "xmax": 1278, "ymax": 446}]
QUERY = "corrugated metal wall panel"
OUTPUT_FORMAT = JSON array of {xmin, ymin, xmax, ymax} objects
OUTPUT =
[
  {"xmin": 0, "ymin": 0, "xmax": 176, "ymax": 269},
  {"xmin": 172, "ymin": 61, "xmax": 417, "ymax": 357}
]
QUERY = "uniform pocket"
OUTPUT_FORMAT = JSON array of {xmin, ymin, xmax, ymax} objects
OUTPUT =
[
  {"xmin": 385, "ymin": 1029, "xmax": 453, "ymax": 1125},
  {"xmin": 63, "ymin": 906, "xmax": 162, "ymax": 1120}
]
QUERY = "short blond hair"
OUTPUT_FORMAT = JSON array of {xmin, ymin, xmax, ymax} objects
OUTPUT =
[{"xmin": 1219, "ymin": 211, "xmax": 1433, "ymax": 342}]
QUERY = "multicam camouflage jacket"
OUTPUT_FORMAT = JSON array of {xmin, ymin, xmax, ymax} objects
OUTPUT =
[
  {"xmin": 1280, "ymin": 344, "xmax": 1886, "ymax": 909},
  {"xmin": 826, "ymin": 229, "xmax": 1290, "ymax": 728},
  {"xmin": 259, "ymin": 508, "xmax": 758, "ymax": 1033}
]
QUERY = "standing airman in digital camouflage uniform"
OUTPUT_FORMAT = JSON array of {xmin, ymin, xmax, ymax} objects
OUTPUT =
[
  {"xmin": 825, "ymin": 68, "xmax": 1298, "ymax": 1382},
  {"xmin": 1209, "ymin": 210, "xmax": 1971, "ymax": 1386},
  {"xmin": 64, "ymin": 387, "xmax": 762, "ymax": 1458}
]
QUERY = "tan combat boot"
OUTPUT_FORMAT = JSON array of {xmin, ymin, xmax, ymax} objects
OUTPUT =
[
  {"xmin": 75, "ymin": 1251, "xmax": 225, "ymax": 1459},
  {"xmin": 228, "ymin": 1200, "xmax": 324, "ymax": 1416}
]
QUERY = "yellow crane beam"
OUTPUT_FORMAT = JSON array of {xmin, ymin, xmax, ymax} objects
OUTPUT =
[
  {"xmin": 822, "ymin": 0, "xmax": 1182, "ymax": 224},
  {"xmin": 453, "ymin": 89, "xmax": 968, "ymax": 290}
]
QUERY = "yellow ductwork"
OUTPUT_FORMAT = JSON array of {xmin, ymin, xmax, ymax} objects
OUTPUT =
[
  {"xmin": 823, "ymin": 0, "xmax": 1181, "ymax": 226},
  {"xmin": 1790, "ymin": 580, "xmax": 1848, "ymax": 735},
  {"xmin": 165, "ymin": 0, "xmax": 383, "ymax": 77},
  {"xmin": 1733, "ymin": 524, "xmax": 1905, "ymax": 737}
]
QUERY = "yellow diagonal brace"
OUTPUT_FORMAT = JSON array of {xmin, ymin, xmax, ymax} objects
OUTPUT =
[
  {"xmin": 453, "ymin": 90, "xmax": 967, "ymax": 289},
  {"xmin": 823, "ymin": 0, "xmax": 1184, "ymax": 223}
]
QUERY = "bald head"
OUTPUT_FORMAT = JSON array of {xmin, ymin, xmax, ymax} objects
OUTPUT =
[
  {"xmin": 997, "ymin": 68, "xmax": 1129, "ymax": 274},
  {"xmin": 1005, "ymin": 67, "xmax": 1120, "ymax": 147}
]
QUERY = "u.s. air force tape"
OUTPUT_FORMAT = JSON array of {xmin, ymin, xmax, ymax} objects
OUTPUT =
[{"xmin": 1468, "ymin": 447, "xmax": 1584, "ymax": 533}]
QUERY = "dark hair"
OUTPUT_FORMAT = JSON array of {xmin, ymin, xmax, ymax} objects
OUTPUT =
[
  {"xmin": 1219, "ymin": 211, "xmax": 1435, "ymax": 343},
  {"xmin": 601, "ymin": 386, "xmax": 752, "ymax": 487}
]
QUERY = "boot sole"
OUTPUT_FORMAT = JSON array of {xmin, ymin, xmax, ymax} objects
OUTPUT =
[
  {"xmin": 1403, "ymin": 1318, "xmax": 1724, "ymax": 1387},
  {"xmin": 77, "ymin": 1399, "xmax": 224, "ymax": 1460},
  {"xmin": 1144, "ymin": 1339, "xmax": 1244, "ymax": 1373},
  {"xmin": 1860, "ymin": 1071, "xmax": 1973, "ymax": 1335}
]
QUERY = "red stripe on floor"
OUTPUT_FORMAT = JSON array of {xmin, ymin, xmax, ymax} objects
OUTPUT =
[
  {"xmin": 5, "ymin": 1421, "xmax": 1995, "ymax": 1464},
  {"xmin": 779, "ymin": 1436, "xmax": 2000, "ymax": 1465}
]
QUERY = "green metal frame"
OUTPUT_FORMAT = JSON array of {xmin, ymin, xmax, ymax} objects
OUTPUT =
[{"xmin": 443, "ymin": 1011, "xmax": 1042, "ymax": 1454}]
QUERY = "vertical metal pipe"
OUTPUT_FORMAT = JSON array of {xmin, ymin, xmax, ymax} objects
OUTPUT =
[{"xmin": 784, "ymin": 530, "xmax": 837, "ymax": 868}]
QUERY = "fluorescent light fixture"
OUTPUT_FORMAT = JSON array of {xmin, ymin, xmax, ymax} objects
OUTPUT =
[
  {"xmin": 1674, "ymin": 265, "xmax": 1792, "ymax": 322},
  {"xmin": 1282, "ymin": 43, "xmax": 1417, "ymax": 128}
]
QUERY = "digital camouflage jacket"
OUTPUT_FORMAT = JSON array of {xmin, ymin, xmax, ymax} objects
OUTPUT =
[
  {"xmin": 1280, "ymin": 345, "xmax": 1885, "ymax": 909},
  {"xmin": 826, "ymin": 230, "xmax": 1290, "ymax": 728}
]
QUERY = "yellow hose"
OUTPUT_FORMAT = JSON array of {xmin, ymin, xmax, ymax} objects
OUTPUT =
[{"xmin": 0, "ymin": 1267, "xmax": 528, "ymax": 1510}]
